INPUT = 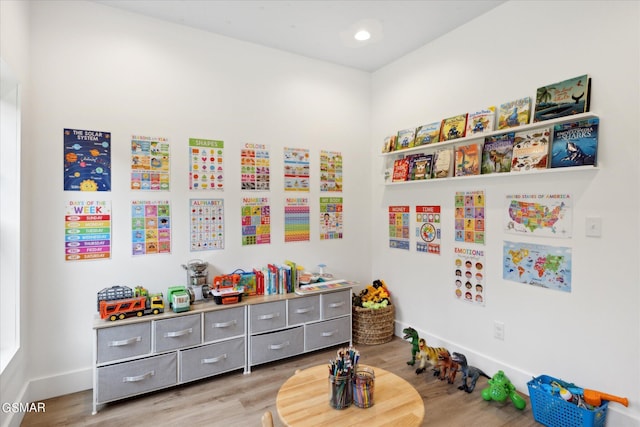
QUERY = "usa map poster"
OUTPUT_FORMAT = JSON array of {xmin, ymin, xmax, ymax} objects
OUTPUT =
[
  {"xmin": 503, "ymin": 241, "xmax": 572, "ymax": 292},
  {"xmin": 284, "ymin": 148, "xmax": 310, "ymax": 191},
  {"xmin": 189, "ymin": 138, "xmax": 224, "ymax": 190},
  {"xmin": 505, "ymin": 194, "xmax": 572, "ymax": 238},
  {"xmin": 416, "ymin": 205, "xmax": 441, "ymax": 254},
  {"xmin": 453, "ymin": 246, "xmax": 486, "ymax": 306},
  {"xmin": 455, "ymin": 190, "xmax": 485, "ymax": 244},
  {"xmin": 241, "ymin": 143, "xmax": 270, "ymax": 190},
  {"xmin": 190, "ymin": 199, "xmax": 224, "ymax": 251},
  {"xmin": 131, "ymin": 135, "xmax": 170, "ymax": 191},
  {"xmin": 320, "ymin": 197, "xmax": 343, "ymax": 240},
  {"xmin": 320, "ymin": 150, "xmax": 343, "ymax": 192},
  {"xmin": 241, "ymin": 197, "xmax": 271, "ymax": 245},
  {"xmin": 65, "ymin": 200, "xmax": 111, "ymax": 261},
  {"xmin": 131, "ymin": 200, "xmax": 171, "ymax": 255},
  {"xmin": 63, "ymin": 128, "xmax": 111, "ymax": 191},
  {"xmin": 284, "ymin": 197, "xmax": 310, "ymax": 242},
  {"xmin": 389, "ymin": 206, "xmax": 410, "ymax": 250}
]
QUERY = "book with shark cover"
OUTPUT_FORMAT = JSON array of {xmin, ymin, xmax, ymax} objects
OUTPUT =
[{"xmin": 550, "ymin": 118, "xmax": 599, "ymax": 168}]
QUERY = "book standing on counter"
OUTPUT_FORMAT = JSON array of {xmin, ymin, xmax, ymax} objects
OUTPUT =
[
  {"xmin": 511, "ymin": 128, "xmax": 550, "ymax": 171},
  {"xmin": 498, "ymin": 97, "xmax": 531, "ymax": 129},
  {"xmin": 440, "ymin": 114, "xmax": 468, "ymax": 142},
  {"xmin": 454, "ymin": 143, "xmax": 481, "ymax": 177},
  {"xmin": 534, "ymin": 74, "xmax": 591, "ymax": 122},
  {"xmin": 481, "ymin": 132, "xmax": 514, "ymax": 174},
  {"xmin": 550, "ymin": 118, "xmax": 599, "ymax": 168},
  {"xmin": 466, "ymin": 107, "xmax": 496, "ymax": 136},
  {"xmin": 414, "ymin": 122, "xmax": 441, "ymax": 146}
]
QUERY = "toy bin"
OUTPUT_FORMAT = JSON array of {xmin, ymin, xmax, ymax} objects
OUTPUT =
[{"xmin": 527, "ymin": 375, "xmax": 608, "ymax": 427}]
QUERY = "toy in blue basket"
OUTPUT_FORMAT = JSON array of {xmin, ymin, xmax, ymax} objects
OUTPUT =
[{"xmin": 481, "ymin": 370, "xmax": 526, "ymax": 410}]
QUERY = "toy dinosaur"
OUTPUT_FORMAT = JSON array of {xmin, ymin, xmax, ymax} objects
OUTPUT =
[
  {"xmin": 402, "ymin": 327, "xmax": 421, "ymax": 367},
  {"xmin": 435, "ymin": 350, "xmax": 459, "ymax": 384},
  {"xmin": 481, "ymin": 370, "xmax": 526, "ymax": 410},
  {"xmin": 451, "ymin": 352, "xmax": 491, "ymax": 393},
  {"xmin": 402, "ymin": 327, "xmax": 448, "ymax": 375}
]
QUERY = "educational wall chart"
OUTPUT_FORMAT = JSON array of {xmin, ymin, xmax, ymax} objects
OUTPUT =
[
  {"xmin": 284, "ymin": 148, "xmax": 310, "ymax": 191},
  {"xmin": 503, "ymin": 241, "xmax": 572, "ymax": 292},
  {"xmin": 505, "ymin": 194, "xmax": 572, "ymax": 238},
  {"xmin": 241, "ymin": 143, "xmax": 270, "ymax": 190},
  {"xmin": 389, "ymin": 206, "xmax": 410, "ymax": 250},
  {"xmin": 63, "ymin": 128, "xmax": 111, "ymax": 191},
  {"xmin": 131, "ymin": 135, "xmax": 170, "ymax": 191},
  {"xmin": 453, "ymin": 246, "xmax": 486, "ymax": 306},
  {"xmin": 241, "ymin": 197, "xmax": 271, "ymax": 245},
  {"xmin": 416, "ymin": 205, "xmax": 441, "ymax": 254},
  {"xmin": 284, "ymin": 197, "xmax": 310, "ymax": 242},
  {"xmin": 190, "ymin": 199, "xmax": 224, "ymax": 251},
  {"xmin": 189, "ymin": 138, "xmax": 224, "ymax": 190},
  {"xmin": 131, "ymin": 200, "xmax": 171, "ymax": 255},
  {"xmin": 64, "ymin": 200, "xmax": 111, "ymax": 261},
  {"xmin": 455, "ymin": 190, "xmax": 485, "ymax": 244},
  {"xmin": 320, "ymin": 197, "xmax": 343, "ymax": 240},
  {"xmin": 320, "ymin": 150, "xmax": 343, "ymax": 192}
]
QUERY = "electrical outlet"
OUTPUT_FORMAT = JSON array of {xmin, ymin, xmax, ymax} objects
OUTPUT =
[{"xmin": 494, "ymin": 321, "xmax": 504, "ymax": 340}]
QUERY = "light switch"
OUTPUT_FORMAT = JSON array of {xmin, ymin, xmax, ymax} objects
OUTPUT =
[{"xmin": 585, "ymin": 217, "xmax": 602, "ymax": 237}]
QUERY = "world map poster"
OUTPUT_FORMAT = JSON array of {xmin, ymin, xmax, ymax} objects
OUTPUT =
[
  {"xmin": 504, "ymin": 194, "xmax": 572, "ymax": 238},
  {"xmin": 503, "ymin": 241, "xmax": 572, "ymax": 292}
]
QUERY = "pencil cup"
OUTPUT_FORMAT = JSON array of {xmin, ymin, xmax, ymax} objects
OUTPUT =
[
  {"xmin": 328, "ymin": 373, "xmax": 352, "ymax": 409},
  {"xmin": 352, "ymin": 367, "xmax": 375, "ymax": 408}
]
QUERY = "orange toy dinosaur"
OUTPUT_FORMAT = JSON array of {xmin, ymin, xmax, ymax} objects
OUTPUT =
[{"xmin": 435, "ymin": 350, "xmax": 459, "ymax": 384}]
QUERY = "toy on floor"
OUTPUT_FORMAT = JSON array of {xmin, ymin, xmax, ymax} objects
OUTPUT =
[
  {"xmin": 435, "ymin": 350, "xmax": 459, "ymax": 384},
  {"xmin": 402, "ymin": 327, "xmax": 448, "ymax": 375},
  {"xmin": 451, "ymin": 352, "xmax": 491, "ymax": 393},
  {"xmin": 481, "ymin": 370, "xmax": 526, "ymax": 410}
]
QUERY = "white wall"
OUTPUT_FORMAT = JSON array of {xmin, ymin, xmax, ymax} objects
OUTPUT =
[{"xmin": 371, "ymin": 1, "xmax": 639, "ymax": 425}]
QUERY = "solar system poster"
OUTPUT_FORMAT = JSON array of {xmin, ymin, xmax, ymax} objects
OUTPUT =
[{"xmin": 63, "ymin": 128, "xmax": 111, "ymax": 191}]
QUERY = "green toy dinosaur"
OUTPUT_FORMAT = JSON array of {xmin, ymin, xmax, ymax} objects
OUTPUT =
[
  {"xmin": 402, "ymin": 327, "xmax": 421, "ymax": 366},
  {"xmin": 481, "ymin": 370, "xmax": 526, "ymax": 410}
]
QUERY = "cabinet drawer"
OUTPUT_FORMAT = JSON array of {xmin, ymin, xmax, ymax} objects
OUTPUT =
[
  {"xmin": 305, "ymin": 316, "xmax": 351, "ymax": 352},
  {"xmin": 250, "ymin": 326, "xmax": 303, "ymax": 365},
  {"xmin": 321, "ymin": 290, "xmax": 351, "ymax": 319},
  {"xmin": 96, "ymin": 353, "xmax": 176, "ymax": 403},
  {"xmin": 249, "ymin": 301, "xmax": 286, "ymax": 334},
  {"xmin": 180, "ymin": 337, "xmax": 245, "ymax": 383},
  {"xmin": 154, "ymin": 314, "xmax": 201, "ymax": 352},
  {"xmin": 203, "ymin": 307, "xmax": 245, "ymax": 342},
  {"xmin": 97, "ymin": 322, "xmax": 151, "ymax": 364},
  {"xmin": 288, "ymin": 295, "xmax": 320, "ymax": 326}
]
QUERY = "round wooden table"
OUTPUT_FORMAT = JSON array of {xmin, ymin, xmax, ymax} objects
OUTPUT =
[{"xmin": 276, "ymin": 364, "xmax": 424, "ymax": 426}]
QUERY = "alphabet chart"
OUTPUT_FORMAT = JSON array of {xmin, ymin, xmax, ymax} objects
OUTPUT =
[
  {"xmin": 131, "ymin": 200, "xmax": 171, "ymax": 255},
  {"xmin": 455, "ymin": 190, "xmax": 485, "ymax": 244},
  {"xmin": 284, "ymin": 197, "xmax": 310, "ymax": 242},
  {"xmin": 241, "ymin": 143, "xmax": 270, "ymax": 190},
  {"xmin": 320, "ymin": 197, "xmax": 343, "ymax": 240},
  {"xmin": 64, "ymin": 200, "xmax": 111, "ymax": 261},
  {"xmin": 131, "ymin": 135, "xmax": 170, "ymax": 191},
  {"xmin": 241, "ymin": 197, "xmax": 271, "ymax": 245},
  {"xmin": 189, "ymin": 138, "xmax": 224, "ymax": 190},
  {"xmin": 190, "ymin": 199, "xmax": 224, "ymax": 251},
  {"xmin": 389, "ymin": 206, "xmax": 410, "ymax": 250}
]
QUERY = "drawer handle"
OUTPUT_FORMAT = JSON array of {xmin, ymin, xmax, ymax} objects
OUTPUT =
[
  {"xmin": 328, "ymin": 301, "xmax": 345, "ymax": 308},
  {"xmin": 202, "ymin": 354, "xmax": 227, "ymax": 364},
  {"xmin": 295, "ymin": 307, "xmax": 314, "ymax": 314},
  {"xmin": 108, "ymin": 336, "xmax": 141, "ymax": 347},
  {"xmin": 269, "ymin": 341, "xmax": 290, "ymax": 350},
  {"xmin": 213, "ymin": 320, "xmax": 237, "ymax": 328},
  {"xmin": 122, "ymin": 370, "xmax": 154, "ymax": 383},
  {"xmin": 321, "ymin": 330, "xmax": 337, "ymax": 337},
  {"xmin": 164, "ymin": 328, "xmax": 193, "ymax": 338},
  {"xmin": 258, "ymin": 312, "xmax": 280, "ymax": 320}
]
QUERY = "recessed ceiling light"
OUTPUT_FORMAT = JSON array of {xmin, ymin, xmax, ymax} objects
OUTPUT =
[{"xmin": 354, "ymin": 30, "xmax": 371, "ymax": 41}]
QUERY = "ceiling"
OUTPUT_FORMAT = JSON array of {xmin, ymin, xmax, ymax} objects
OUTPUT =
[{"xmin": 93, "ymin": 0, "xmax": 505, "ymax": 72}]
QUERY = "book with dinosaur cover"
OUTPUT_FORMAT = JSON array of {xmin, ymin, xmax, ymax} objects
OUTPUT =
[
  {"xmin": 534, "ymin": 74, "xmax": 591, "ymax": 122},
  {"xmin": 511, "ymin": 128, "xmax": 550, "ymax": 172},
  {"xmin": 408, "ymin": 153, "xmax": 434, "ymax": 180},
  {"xmin": 454, "ymin": 143, "xmax": 481, "ymax": 177},
  {"xmin": 440, "ymin": 114, "xmax": 468, "ymax": 142},
  {"xmin": 414, "ymin": 122, "xmax": 441, "ymax": 146},
  {"xmin": 433, "ymin": 148, "xmax": 453, "ymax": 178},
  {"xmin": 550, "ymin": 118, "xmax": 599, "ymax": 168},
  {"xmin": 466, "ymin": 107, "xmax": 496, "ymax": 136},
  {"xmin": 391, "ymin": 157, "xmax": 410, "ymax": 181},
  {"xmin": 396, "ymin": 128, "xmax": 416, "ymax": 150},
  {"xmin": 498, "ymin": 97, "xmax": 531, "ymax": 129},
  {"xmin": 481, "ymin": 133, "xmax": 514, "ymax": 174},
  {"xmin": 382, "ymin": 135, "xmax": 397, "ymax": 153}
]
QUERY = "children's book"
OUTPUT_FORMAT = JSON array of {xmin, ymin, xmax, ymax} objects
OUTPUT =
[
  {"xmin": 534, "ymin": 75, "xmax": 591, "ymax": 122},
  {"xmin": 382, "ymin": 135, "xmax": 397, "ymax": 153},
  {"xmin": 454, "ymin": 143, "xmax": 481, "ymax": 176},
  {"xmin": 511, "ymin": 128, "xmax": 550, "ymax": 172},
  {"xmin": 414, "ymin": 122, "xmax": 441, "ymax": 146},
  {"xmin": 481, "ymin": 133, "xmax": 514, "ymax": 174},
  {"xmin": 432, "ymin": 148, "xmax": 453, "ymax": 178},
  {"xmin": 408, "ymin": 153, "xmax": 434, "ymax": 180},
  {"xmin": 466, "ymin": 107, "xmax": 496, "ymax": 136},
  {"xmin": 498, "ymin": 97, "xmax": 531, "ymax": 129},
  {"xmin": 440, "ymin": 114, "xmax": 468, "ymax": 142},
  {"xmin": 396, "ymin": 128, "xmax": 416, "ymax": 150},
  {"xmin": 391, "ymin": 157, "xmax": 410, "ymax": 181},
  {"xmin": 550, "ymin": 118, "xmax": 599, "ymax": 168}
]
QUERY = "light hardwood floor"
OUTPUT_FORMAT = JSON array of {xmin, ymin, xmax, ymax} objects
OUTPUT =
[{"xmin": 21, "ymin": 337, "xmax": 539, "ymax": 426}]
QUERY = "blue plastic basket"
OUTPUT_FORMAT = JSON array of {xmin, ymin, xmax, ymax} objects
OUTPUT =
[{"xmin": 527, "ymin": 375, "xmax": 608, "ymax": 427}]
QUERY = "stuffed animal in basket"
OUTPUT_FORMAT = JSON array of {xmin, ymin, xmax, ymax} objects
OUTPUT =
[
  {"xmin": 481, "ymin": 370, "xmax": 526, "ymax": 410},
  {"xmin": 451, "ymin": 352, "xmax": 491, "ymax": 393},
  {"xmin": 353, "ymin": 279, "xmax": 391, "ymax": 308}
]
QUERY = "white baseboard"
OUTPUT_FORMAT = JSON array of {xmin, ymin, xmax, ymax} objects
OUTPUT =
[{"xmin": 27, "ymin": 367, "xmax": 92, "ymax": 402}]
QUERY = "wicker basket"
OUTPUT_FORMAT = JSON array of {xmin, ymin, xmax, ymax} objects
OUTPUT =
[{"xmin": 352, "ymin": 305, "xmax": 395, "ymax": 345}]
